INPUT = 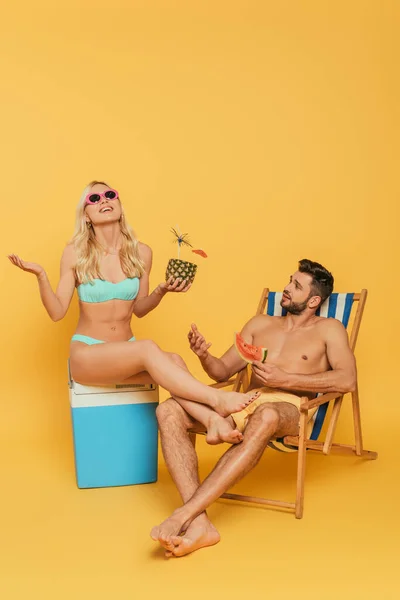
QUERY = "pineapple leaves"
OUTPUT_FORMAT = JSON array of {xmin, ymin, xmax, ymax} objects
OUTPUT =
[{"xmin": 170, "ymin": 228, "xmax": 193, "ymax": 249}]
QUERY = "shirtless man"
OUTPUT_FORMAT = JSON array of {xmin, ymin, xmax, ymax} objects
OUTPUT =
[{"xmin": 151, "ymin": 259, "xmax": 356, "ymax": 557}]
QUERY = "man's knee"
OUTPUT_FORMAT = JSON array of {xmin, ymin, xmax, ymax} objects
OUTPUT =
[
  {"xmin": 252, "ymin": 402, "xmax": 299, "ymax": 438},
  {"xmin": 156, "ymin": 398, "xmax": 184, "ymax": 425},
  {"xmin": 252, "ymin": 403, "xmax": 280, "ymax": 433}
]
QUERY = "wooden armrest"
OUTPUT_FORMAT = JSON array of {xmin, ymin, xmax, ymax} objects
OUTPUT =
[
  {"xmin": 188, "ymin": 429, "xmax": 205, "ymax": 436},
  {"xmin": 210, "ymin": 378, "xmax": 236, "ymax": 389},
  {"xmin": 301, "ymin": 392, "xmax": 344, "ymax": 411}
]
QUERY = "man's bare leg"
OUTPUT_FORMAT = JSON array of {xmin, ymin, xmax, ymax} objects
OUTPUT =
[
  {"xmin": 155, "ymin": 399, "xmax": 221, "ymax": 556},
  {"xmin": 166, "ymin": 353, "xmax": 243, "ymax": 445},
  {"xmin": 151, "ymin": 402, "xmax": 299, "ymax": 552}
]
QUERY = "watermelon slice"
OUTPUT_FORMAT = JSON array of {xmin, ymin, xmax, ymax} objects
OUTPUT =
[
  {"xmin": 234, "ymin": 332, "xmax": 268, "ymax": 363},
  {"xmin": 192, "ymin": 249, "xmax": 208, "ymax": 258}
]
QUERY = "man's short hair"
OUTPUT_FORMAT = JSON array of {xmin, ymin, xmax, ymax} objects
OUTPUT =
[{"xmin": 298, "ymin": 258, "xmax": 334, "ymax": 305}]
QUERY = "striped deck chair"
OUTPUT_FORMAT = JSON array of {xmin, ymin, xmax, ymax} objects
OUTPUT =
[{"xmin": 190, "ymin": 288, "xmax": 377, "ymax": 519}]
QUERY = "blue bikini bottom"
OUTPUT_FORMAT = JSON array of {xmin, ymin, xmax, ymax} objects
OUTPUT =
[{"xmin": 71, "ymin": 334, "xmax": 136, "ymax": 345}]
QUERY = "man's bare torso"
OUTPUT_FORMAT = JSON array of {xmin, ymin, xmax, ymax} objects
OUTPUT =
[{"xmin": 247, "ymin": 314, "xmax": 332, "ymax": 398}]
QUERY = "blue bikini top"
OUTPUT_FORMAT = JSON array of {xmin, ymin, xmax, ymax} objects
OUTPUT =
[{"xmin": 77, "ymin": 278, "xmax": 140, "ymax": 303}]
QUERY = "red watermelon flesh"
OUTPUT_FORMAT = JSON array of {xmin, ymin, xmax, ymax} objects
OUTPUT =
[
  {"xmin": 192, "ymin": 249, "xmax": 208, "ymax": 258},
  {"xmin": 234, "ymin": 332, "xmax": 268, "ymax": 363}
]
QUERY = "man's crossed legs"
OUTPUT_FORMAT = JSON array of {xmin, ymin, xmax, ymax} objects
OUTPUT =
[{"xmin": 151, "ymin": 397, "xmax": 299, "ymax": 557}]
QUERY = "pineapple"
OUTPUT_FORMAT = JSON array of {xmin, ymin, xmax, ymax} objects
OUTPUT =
[
  {"xmin": 166, "ymin": 258, "xmax": 198, "ymax": 284},
  {"xmin": 165, "ymin": 226, "xmax": 206, "ymax": 284}
]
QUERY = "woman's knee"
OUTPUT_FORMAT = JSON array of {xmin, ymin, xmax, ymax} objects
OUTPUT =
[
  {"xmin": 137, "ymin": 339, "xmax": 159, "ymax": 356},
  {"xmin": 167, "ymin": 352, "xmax": 186, "ymax": 368},
  {"xmin": 139, "ymin": 338, "xmax": 158, "ymax": 350}
]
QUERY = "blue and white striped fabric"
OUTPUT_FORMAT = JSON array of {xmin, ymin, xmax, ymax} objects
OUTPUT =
[
  {"xmin": 266, "ymin": 292, "xmax": 354, "ymax": 328},
  {"xmin": 265, "ymin": 292, "xmax": 354, "ymax": 450}
]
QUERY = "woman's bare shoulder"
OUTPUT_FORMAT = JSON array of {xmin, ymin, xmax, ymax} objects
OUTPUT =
[
  {"xmin": 138, "ymin": 240, "xmax": 152, "ymax": 253},
  {"xmin": 61, "ymin": 243, "xmax": 77, "ymax": 267},
  {"xmin": 137, "ymin": 241, "xmax": 153, "ymax": 261}
]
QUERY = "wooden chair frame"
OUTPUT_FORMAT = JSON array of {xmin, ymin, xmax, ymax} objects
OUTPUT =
[{"xmin": 190, "ymin": 288, "xmax": 377, "ymax": 519}]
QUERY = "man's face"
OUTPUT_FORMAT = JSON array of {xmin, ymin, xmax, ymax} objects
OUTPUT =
[{"xmin": 281, "ymin": 270, "xmax": 318, "ymax": 315}]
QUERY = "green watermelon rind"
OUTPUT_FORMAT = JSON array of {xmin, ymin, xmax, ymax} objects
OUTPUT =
[{"xmin": 234, "ymin": 332, "xmax": 268, "ymax": 364}]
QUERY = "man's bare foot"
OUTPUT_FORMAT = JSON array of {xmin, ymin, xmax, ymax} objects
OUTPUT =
[
  {"xmin": 165, "ymin": 516, "xmax": 220, "ymax": 558},
  {"xmin": 150, "ymin": 509, "xmax": 189, "ymax": 550},
  {"xmin": 213, "ymin": 390, "xmax": 259, "ymax": 418},
  {"xmin": 205, "ymin": 413, "xmax": 243, "ymax": 445}
]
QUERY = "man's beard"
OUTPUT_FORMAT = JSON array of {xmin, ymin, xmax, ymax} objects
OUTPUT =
[
  {"xmin": 284, "ymin": 299, "xmax": 308, "ymax": 315},
  {"xmin": 280, "ymin": 294, "xmax": 311, "ymax": 315}
]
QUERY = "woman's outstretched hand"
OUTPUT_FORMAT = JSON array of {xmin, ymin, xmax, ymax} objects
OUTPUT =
[
  {"xmin": 156, "ymin": 276, "xmax": 192, "ymax": 295},
  {"xmin": 8, "ymin": 254, "xmax": 45, "ymax": 278}
]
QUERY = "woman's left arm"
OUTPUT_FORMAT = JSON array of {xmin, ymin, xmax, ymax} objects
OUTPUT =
[{"xmin": 132, "ymin": 243, "xmax": 192, "ymax": 318}]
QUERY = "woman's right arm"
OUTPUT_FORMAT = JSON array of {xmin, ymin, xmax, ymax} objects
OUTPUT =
[{"xmin": 8, "ymin": 245, "xmax": 77, "ymax": 322}]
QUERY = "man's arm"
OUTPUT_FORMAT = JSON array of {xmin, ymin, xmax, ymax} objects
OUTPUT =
[
  {"xmin": 252, "ymin": 320, "xmax": 357, "ymax": 394},
  {"xmin": 188, "ymin": 317, "xmax": 262, "ymax": 382}
]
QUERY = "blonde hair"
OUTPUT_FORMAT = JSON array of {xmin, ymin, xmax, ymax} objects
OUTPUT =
[{"xmin": 72, "ymin": 180, "xmax": 145, "ymax": 284}]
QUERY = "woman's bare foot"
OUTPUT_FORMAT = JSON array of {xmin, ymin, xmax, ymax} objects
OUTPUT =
[
  {"xmin": 213, "ymin": 390, "xmax": 259, "ymax": 418},
  {"xmin": 165, "ymin": 516, "xmax": 220, "ymax": 558},
  {"xmin": 205, "ymin": 413, "xmax": 243, "ymax": 445}
]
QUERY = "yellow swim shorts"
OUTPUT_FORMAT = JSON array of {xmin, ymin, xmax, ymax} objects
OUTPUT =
[{"xmin": 231, "ymin": 387, "xmax": 318, "ymax": 434}]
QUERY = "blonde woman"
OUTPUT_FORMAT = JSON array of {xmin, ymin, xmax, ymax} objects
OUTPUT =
[{"xmin": 8, "ymin": 181, "xmax": 257, "ymax": 426}]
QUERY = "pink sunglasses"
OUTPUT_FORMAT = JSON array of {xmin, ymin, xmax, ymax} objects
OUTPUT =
[{"xmin": 85, "ymin": 188, "xmax": 119, "ymax": 205}]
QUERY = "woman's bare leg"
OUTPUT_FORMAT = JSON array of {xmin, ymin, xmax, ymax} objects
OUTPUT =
[
  {"xmin": 172, "ymin": 396, "xmax": 243, "ymax": 445},
  {"xmin": 165, "ymin": 353, "xmax": 244, "ymax": 445},
  {"xmin": 70, "ymin": 339, "xmax": 258, "ymax": 417},
  {"xmin": 120, "ymin": 371, "xmax": 155, "ymax": 384}
]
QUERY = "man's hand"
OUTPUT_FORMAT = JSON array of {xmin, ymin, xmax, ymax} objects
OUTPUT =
[
  {"xmin": 188, "ymin": 323, "xmax": 212, "ymax": 359},
  {"xmin": 252, "ymin": 361, "xmax": 290, "ymax": 388}
]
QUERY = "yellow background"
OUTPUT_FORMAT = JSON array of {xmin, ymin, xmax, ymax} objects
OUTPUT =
[{"xmin": 1, "ymin": 1, "xmax": 399, "ymax": 598}]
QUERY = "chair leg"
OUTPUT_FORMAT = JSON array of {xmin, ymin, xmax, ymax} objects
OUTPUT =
[
  {"xmin": 352, "ymin": 387, "xmax": 363, "ymax": 456},
  {"xmin": 295, "ymin": 406, "xmax": 308, "ymax": 519},
  {"xmin": 323, "ymin": 397, "xmax": 343, "ymax": 455}
]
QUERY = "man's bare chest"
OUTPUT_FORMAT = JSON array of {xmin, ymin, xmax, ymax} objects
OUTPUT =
[{"xmin": 252, "ymin": 323, "xmax": 328, "ymax": 372}]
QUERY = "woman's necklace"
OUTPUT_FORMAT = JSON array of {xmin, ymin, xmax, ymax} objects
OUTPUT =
[
  {"xmin": 97, "ymin": 236, "xmax": 122, "ymax": 255},
  {"xmin": 100, "ymin": 245, "xmax": 121, "ymax": 255}
]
